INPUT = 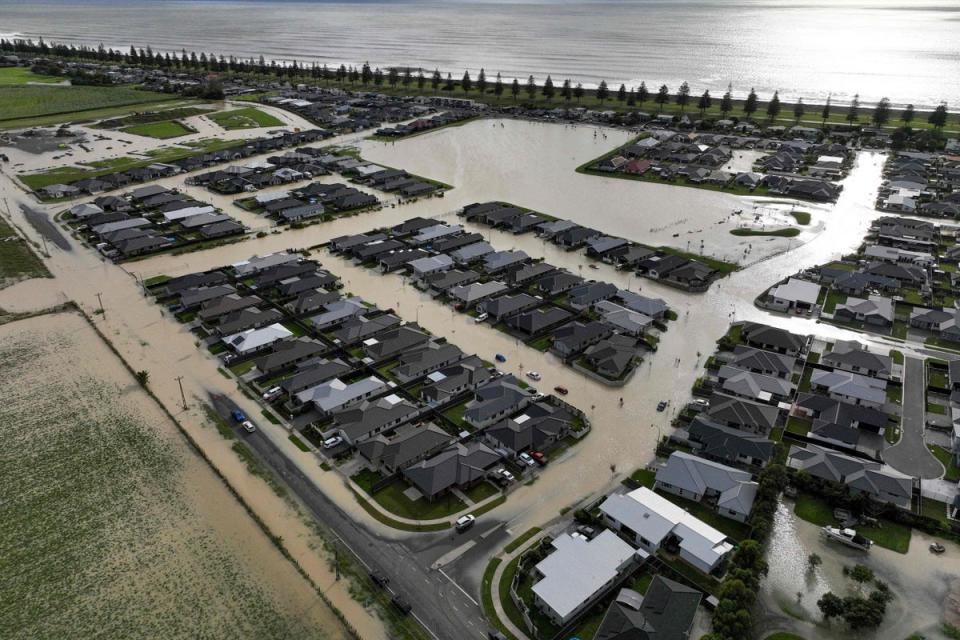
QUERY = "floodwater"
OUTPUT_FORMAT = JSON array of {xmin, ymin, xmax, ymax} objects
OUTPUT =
[
  {"xmin": 3, "ymin": 0, "xmax": 960, "ymax": 106},
  {"xmin": 759, "ymin": 501, "xmax": 960, "ymax": 639}
]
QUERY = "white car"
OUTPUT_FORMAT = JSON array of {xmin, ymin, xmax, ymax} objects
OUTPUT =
[
  {"xmin": 525, "ymin": 371, "xmax": 541, "ymax": 381},
  {"xmin": 518, "ymin": 452, "xmax": 536, "ymax": 467},
  {"xmin": 495, "ymin": 468, "xmax": 515, "ymax": 483},
  {"xmin": 455, "ymin": 514, "xmax": 476, "ymax": 532},
  {"xmin": 262, "ymin": 386, "xmax": 282, "ymax": 402},
  {"xmin": 474, "ymin": 313, "xmax": 489, "ymax": 323},
  {"xmin": 241, "ymin": 420, "xmax": 256, "ymax": 433},
  {"xmin": 323, "ymin": 436, "xmax": 343, "ymax": 449}
]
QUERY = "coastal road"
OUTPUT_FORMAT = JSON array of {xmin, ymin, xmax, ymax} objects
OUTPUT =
[
  {"xmin": 884, "ymin": 356, "xmax": 943, "ymax": 479},
  {"xmin": 210, "ymin": 395, "xmax": 490, "ymax": 640}
]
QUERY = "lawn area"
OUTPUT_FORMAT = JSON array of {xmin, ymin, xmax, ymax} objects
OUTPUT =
[
  {"xmin": 0, "ymin": 218, "xmax": 51, "ymax": 284},
  {"xmin": 925, "ymin": 336, "xmax": 960, "ymax": 353},
  {"xmin": 892, "ymin": 320, "xmax": 908, "ymax": 340},
  {"xmin": 928, "ymin": 444, "xmax": 960, "ymax": 481},
  {"xmin": 786, "ymin": 416, "xmax": 812, "ymax": 436},
  {"xmin": 0, "ymin": 66, "xmax": 63, "ymax": 85},
  {"xmin": 729, "ymin": 227, "xmax": 800, "ymax": 238},
  {"xmin": 624, "ymin": 468, "xmax": 657, "ymax": 488},
  {"xmin": 481, "ymin": 558, "xmax": 518, "ymax": 640},
  {"xmin": 526, "ymin": 335, "xmax": 552, "ymax": 351},
  {"xmin": 890, "ymin": 349, "xmax": 904, "ymax": 365},
  {"xmin": 352, "ymin": 470, "xmax": 467, "ymax": 520},
  {"xmin": 793, "ymin": 493, "xmax": 834, "ymax": 526},
  {"xmin": 504, "ymin": 527, "xmax": 542, "ymax": 554},
  {"xmin": 886, "ymin": 385, "xmax": 902, "ymax": 404},
  {"xmin": 822, "ymin": 289, "xmax": 847, "ymax": 314},
  {"xmin": 926, "ymin": 401, "xmax": 947, "ymax": 415},
  {"xmin": 920, "ymin": 497, "xmax": 952, "ymax": 526},
  {"xmin": 790, "ymin": 211, "xmax": 811, "ymax": 226},
  {"xmin": 657, "ymin": 552, "xmax": 721, "ymax": 595},
  {"xmin": 442, "ymin": 402, "xmax": 469, "ymax": 429},
  {"xmin": 794, "ymin": 493, "xmax": 911, "ymax": 552},
  {"xmin": 0, "ymin": 85, "xmax": 178, "ymax": 129},
  {"xmin": 655, "ymin": 488, "xmax": 750, "ymax": 541},
  {"xmin": 928, "ymin": 365, "xmax": 949, "ymax": 389},
  {"xmin": 350, "ymin": 490, "xmax": 450, "ymax": 532},
  {"xmin": 463, "ymin": 480, "xmax": 501, "ymax": 503},
  {"xmin": 765, "ymin": 634, "xmax": 806, "ymax": 640},
  {"xmin": 121, "ymin": 119, "xmax": 193, "ymax": 139},
  {"xmin": 210, "ymin": 107, "xmax": 283, "ymax": 129},
  {"xmin": 287, "ymin": 434, "xmax": 310, "ymax": 451},
  {"xmin": 227, "ymin": 359, "xmax": 256, "ymax": 376}
]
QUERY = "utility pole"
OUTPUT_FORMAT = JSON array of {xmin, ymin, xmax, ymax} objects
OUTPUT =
[
  {"xmin": 175, "ymin": 376, "xmax": 187, "ymax": 410},
  {"xmin": 334, "ymin": 549, "xmax": 340, "ymax": 581},
  {"xmin": 40, "ymin": 234, "xmax": 49, "ymax": 257},
  {"xmin": 95, "ymin": 292, "xmax": 105, "ymax": 317}
]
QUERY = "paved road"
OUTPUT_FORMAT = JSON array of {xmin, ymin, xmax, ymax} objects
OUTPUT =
[
  {"xmin": 210, "ymin": 395, "xmax": 490, "ymax": 640},
  {"xmin": 884, "ymin": 356, "xmax": 944, "ymax": 479}
]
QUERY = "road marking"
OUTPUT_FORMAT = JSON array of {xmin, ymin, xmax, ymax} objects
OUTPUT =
[
  {"xmin": 431, "ymin": 539, "xmax": 476, "ymax": 569},
  {"xmin": 438, "ymin": 567, "xmax": 479, "ymax": 606},
  {"xmin": 411, "ymin": 612, "xmax": 440, "ymax": 640}
]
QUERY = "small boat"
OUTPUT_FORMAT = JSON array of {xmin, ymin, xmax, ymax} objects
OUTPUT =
[
  {"xmin": 821, "ymin": 526, "xmax": 872, "ymax": 551},
  {"xmin": 930, "ymin": 542, "xmax": 946, "ymax": 554}
]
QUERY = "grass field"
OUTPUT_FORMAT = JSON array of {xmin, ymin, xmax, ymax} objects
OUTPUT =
[
  {"xmin": 730, "ymin": 227, "xmax": 800, "ymax": 237},
  {"xmin": 120, "ymin": 119, "xmax": 193, "ymax": 139},
  {"xmin": 791, "ymin": 211, "xmax": 812, "ymax": 225},
  {"xmin": 0, "ymin": 84, "xmax": 178, "ymax": 129},
  {"xmin": 793, "ymin": 493, "xmax": 911, "ymax": 553},
  {"xmin": 0, "ymin": 218, "xmax": 51, "ymax": 286},
  {"xmin": 0, "ymin": 66, "xmax": 63, "ymax": 85},
  {"xmin": 0, "ymin": 313, "xmax": 332, "ymax": 639},
  {"xmin": 210, "ymin": 106, "xmax": 283, "ymax": 129}
]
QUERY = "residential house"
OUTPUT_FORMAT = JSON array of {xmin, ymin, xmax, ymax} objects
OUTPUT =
[
  {"xmin": 740, "ymin": 322, "xmax": 807, "ymax": 356},
  {"xmin": 687, "ymin": 417, "xmax": 775, "ymax": 469},
  {"xmin": 767, "ymin": 278, "xmax": 821, "ymax": 313},
  {"xmin": 402, "ymin": 441, "xmax": 502, "ymax": 499},
  {"xmin": 483, "ymin": 401, "xmax": 573, "ymax": 455},
  {"xmin": 295, "ymin": 375, "xmax": 387, "ymax": 415},
  {"xmin": 809, "ymin": 368, "xmax": 887, "ymax": 409},
  {"xmin": 420, "ymin": 356, "xmax": 492, "ymax": 406},
  {"xmin": 463, "ymin": 375, "xmax": 532, "ymax": 428},
  {"xmin": 551, "ymin": 321, "xmax": 614, "ymax": 358},
  {"xmin": 357, "ymin": 423, "xmax": 452, "ymax": 474},
  {"xmin": 833, "ymin": 296, "xmax": 894, "ymax": 327},
  {"xmin": 329, "ymin": 394, "xmax": 421, "ymax": 445},
  {"xmin": 593, "ymin": 578, "xmax": 701, "ymax": 640},
  {"xmin": 654, "ymin": 452, "xmax": 758, "ymax": 523},
  {"xmin": 821, "ymin": 341, "xmax": 892, "ymax": 379},
  {"xmin": 222, "ymin": 323, "xmax": 293, "ymax": 355},
  {"xmin": 705, "ymin": 393, "xmax": 780, "ymax": 435},
  {"xmin": 787, "ymin": 445, "xmax": 914, "ymax": 509}
]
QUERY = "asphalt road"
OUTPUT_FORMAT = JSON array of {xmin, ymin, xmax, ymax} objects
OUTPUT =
[
  {"xmin": 884, "ymin": 356, "xmax": 944, "ymax": 479},
  {"xmin": 210, "ymin": 395, "xmax": 491, "ymax": 640}
]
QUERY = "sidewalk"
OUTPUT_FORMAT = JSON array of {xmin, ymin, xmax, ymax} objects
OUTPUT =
[{"xmin": 488, "ymin": 533, "xmax": 542, "ymax": 640}]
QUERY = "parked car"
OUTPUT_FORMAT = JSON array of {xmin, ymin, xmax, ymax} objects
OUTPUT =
[
  {"xmin": 488, "ymin": 630, "xmax": 508, "ymax": 640},
  {"xmin": 526, "ymin": 371, "xmax": 541, "ymax": 381},
  {"xmin": 391, "ymin": 595, "xmax": 412, "ymax": 615},
  {"xmin": 455, "ymin": 514, "xmax": 476, "ymax": 533},
  {"xmin": 531, "ymin": 451, "xmax": 548, "ymax": 466},
  {"xmin": 657, "ymin": 400, "xmax": 668, "ymax": 412},
  {"xmin": 369, "ymin": 571, "xmax": 390, "ymax": 588},
  {"xmin": 323, "ymin": 435, "xmax": 343, "ymax": 449},
  {"xmin": 931, "ymin": 542, "xmax": 946, "ymax": 554},
  {"xmin": 495, "ymin": 468, "xmax": 515, "ymax": 483},
  {"xmin": 475, "ymin": 312, "xmax": 489, "ymax": 323},
  {"xmin": 231, "ymin": 409, "xmax": 247, "ymax": 422},
  {"xmin": 518, "ymin": 452, "xmax": 536, "ymax": 467},
  {"xmin": 241, "ymin": 420, "xmax": 256, "ymax": 433},
  {"xmin": 262, "ymin": 386, "xmax": 283, "ymax": 402},
  {"xmin": 495, "ymin": 353, "xmax": 507, "ymax": 363},
  {"xmin": 553, "ymin": 385, "xmax": 568, "ymax": 395}
]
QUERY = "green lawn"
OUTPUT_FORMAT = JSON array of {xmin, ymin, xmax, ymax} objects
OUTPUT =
[
  {"xmin": 887, "ymin": 385, "xmax": 902, "ymax": 404},
  {"xmin": 287, "ymin": 434, "xmax": 310, "ymax": 451},
  {"xmin": 655, "ymin": 489, "xmax": 750, "ymax": 541},
  {"xmin": 890, "ymin": 349, "xmax": 904, "ymax": 365},
  {"xmin": 350, "ymin": 490, "xmax": 450, "ymax": 532},
  {"xmin": 794, "ymin": 492, "xmax": 911, "ymax": 552},
  {"xmin": 926, "ymin": 402, "xmax": 947, "ymax": 415},
  {"xmin": 352, "ymin": 471, "xmax": 467, "ymax": 520},
  {"xmin": 503, "ymin": 527, "xmax": 542, "ymax": 554},
  {"xmin": 765, "ymin": 634, "xmax": 806, "ymax": 640},
  {"xmin": 526, "ymin": 335, "xmax": 552, "ymax": 351},
  {"xmin": 786, "ymin": 416, "xmax": 812, "ymax": 436},
  {"xmin": 0, "ymin": 85, "xmax": 178, "ymax": 129},
  {"xmin": 730, "ymin": 227, "xmax": 800, "ymax": 238},
  {"xmin": 624, "ymin": 468, "xmax": 657, "ymax": 489},
  {"xmin": 442, "ymin": 402, "xmax": 469, "ymax": 429},
  {"xmin": 120, "ymin": 119, "xmax": 193, "ymax": 139},
  {"xmin": 928, "ymin": 444, "xmax": 960, "ymax": 481},
  {"xmin": 0, "ymin": 66, "xmax": 63, "ymax": 85},
  {"xmin": 463, "ymin": 480, "xmax": 500, "ymax": 503},
  {"xmin": 228, "ymin": 359, "xmax": 256, "ymax": 376},
  {"xmin": 209, "ymin": 107, "xmax": 283, "ymax": 129},
  {"xmin": 0, "ymin": 218, "xmax": 51, "ymax": 283},
  {"xmin": 790, "ymin": 212, "xmax": 811, "ymax": 226},
  {"xmin": 928, "ymin": 366, "xmax": 949, "ymax": 389},
  {"xmin": 822, "ymin": 289, "xmax": 847, "ymax": 314},
  {"xmin": 480, "ymin": 558, "xmax": 518, "ymax": 640},
  {"xmin": 793, "ymin": 493, "xmax": 834, "ymax": 526}
]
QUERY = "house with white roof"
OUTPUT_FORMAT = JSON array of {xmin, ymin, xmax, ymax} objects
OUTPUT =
[
  {"xmin": 767, "ymin": 278, "xmax": 821, "ymax": 314},
  {"xmin": 222, "ymin": 323, "xmax": 293, "ymax": 355},
  {"xmin": 295, "ymin": 375, "xmax": 387, "ymax": 415},
  {"xmin": 600, "ymin": 487, "xmax": 735, "ymax": 574},
  {"xmin": 654, "ymin": 452, "xmax": 758, "ymax": 523},
  {"xmin": 531, "ymin": 530, "xmax": 640, "ymax": 626},
  {"xmin": 809, "ymin": 368, "xmax": 887, "ymax": 409}
]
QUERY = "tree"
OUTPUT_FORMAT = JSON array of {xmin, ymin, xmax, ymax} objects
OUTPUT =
[
  {"xmin": 793, "ymin": 97, "xmax": 806, "ymax": 123},
  {"xmin": 617, "ymin": 83, "xmax": 627, "ymax": 103},
  {"xmin": 574, "ymin": 82, "xmax": 584, "ymax": 104},
  {"xmin": 846, "ymin": 564, "xmax": 874, "ymax": 592},
  {"xmin": 817, "ymin": 592, "xmax": 845, "ymax": 621},
  {"xmin": 387, "ymin": 67, "xmax": 398, "ymax": 88},
  {"xmin": 901, "ymin": 103, "xmax": 915, "ymax": 125},
  {"xmin": 526, "ymin": 75, "xmax": 537, "ymax": 100},
  {"xmin": 431, "ymin": 68, "xmax": 441, "ymax": 91},
  {"xmin": 744, "ymin": 88, "xmax": 758, "ymax": 120},
  {"xmin": 929, "ymin": 103, "xmax": 949, "ymax": 128},
  {"xmin": 842, "ymin": 595, "xmax": 885, "ymax": 630},
  {"xmin": 676, "ymin": 81, "xmax": 690, "ymax": 112},
  {"xmin": 561, "ymin": 79, "xmax": 572, "ymax": 102},
  {"xmin": 697, "ymin": 90, "xmax": 712, "ymax": 117},
  {"xmin": 417, "ymin": 70, "xmax": 425, "ymax": 90},
  {"xmin": 543, "ymin": 75, "xmax": 555, "ymax": 99},
  {"xmin": 361, "ymin": 62, "xmax": 372, "ymax": 85},
  {"xmin": 402, "ymin": 67, "xmax": 412, "ymax": 86},
  {"xmin": 511, "ymin": 78, "xmax": 520, "ymax": 101},
  {"xmin": 494, "ymin": 72, "xmax": 503, "ymax": 100},
  {"xmin": 637, "ymin": 81, "xmax": 649, "ymax": 106},
  {"xmin": 720, "ymin": 86, "xmax": 733, "ymax": 118},
  {"xmin": 821, "ymin": 94, "xmax": 832, "ymax": 126},
  {"xmin": 872, "ymin": 97, "xmax": 891, "ymax": 127},
  {"xmin": 712, "ymin": 579, "xmax": 753, "ymax": 638},
  {"xmin": 807, "ymin": 553, "xmax": 822, "ymax": 570},
  {"xmin": 766, "ymin": 91, "xmax": 781, "ymax": 121},
  {"xmin": 135, "ymin": 370, "xmax": 150, "ymax": 386},
  {"xmin": 461, "ymin": 70, "xmax": 471, "ymax": 94},
  {"xmin": 655, "ymin": 84, "xmax": 669, "ymax": 113},
  {"xmin": 846, "ymin": 93, "xmax": 860, "ymax": 124},
  {"xmin": 444, "ymin": 73, "xmax": 454, "ymax": 91},
  {"xmin": 596, "ymin": 80, "xmax": 609, "ymax": 104},
  {"xmin": 627, "ymin": 88, "xmax": 636, "ymax": 106},
  {"xmin": 476, "ymin": 68, "xmax": 487, "ymax": 95}
]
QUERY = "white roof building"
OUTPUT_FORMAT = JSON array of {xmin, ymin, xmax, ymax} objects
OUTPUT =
[
  {"xmin": 531, "ymin": 530, "xmax": 639, "ymax": 625},
  {"xmin": 600, "ymin": 487, "xmax": 734, "ymax": 574},
  {"xmin": 769, "ymin": 278, "xmax": 821, "ymax": 309},
  {"xmin": 222, "ymin": 323, "xmax": 292, "ymax": 354},
  {"xmin": 295, "ymin": 375, "xmax": 386, "ymax": 414}
]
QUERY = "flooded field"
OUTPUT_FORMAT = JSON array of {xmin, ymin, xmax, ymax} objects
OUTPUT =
[{"xmin": 0, "ymin": 312, "xmax": 354, "ymax": 639}]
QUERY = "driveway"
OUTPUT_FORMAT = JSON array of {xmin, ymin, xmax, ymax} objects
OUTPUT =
[{"xmin": 884, "ymin": 356, "xmax": 944, "ymax": 479}]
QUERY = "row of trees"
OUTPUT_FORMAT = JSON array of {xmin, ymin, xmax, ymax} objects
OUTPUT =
[
  {"xmin": 0, "ymin": 37, "xmax": 952, "ymax": 127},
  {"xmin": 816, "ymin": 564, "xmax": 894, "ymax": 631}
]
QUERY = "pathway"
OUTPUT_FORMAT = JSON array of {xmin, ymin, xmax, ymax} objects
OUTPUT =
[{"xmin": 884, "ymin": 356, "xmax": 944, "ymax": 478}]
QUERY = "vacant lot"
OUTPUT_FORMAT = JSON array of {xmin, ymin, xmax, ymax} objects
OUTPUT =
[
  {"xmin": 121, "ymin": 119, "xmax": 193, "ymax": 139},
  {"xmin": 0, "ymin": 66, "xmax": 63, "ymax": 85},
  {"xmin": 0, "ymin": 312, "xmax": 350, "ymax": 639},
  {"xmin": 0, "ymin": 85, "xmax": 177, "ymax": 129},
  {"xmin": 0, "ymin": 218, "xmax": 50, "ymax": 287},
  {"xmin": 210, "ymin": 107, "xmax": 283, "ymax": 129}
]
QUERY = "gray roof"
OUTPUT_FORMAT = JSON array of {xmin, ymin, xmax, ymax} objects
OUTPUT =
[
  {"xmin": 731, "ymin": 345, "xmax": 796, "ymax": 376},
  {"xmin": 484, "ymin": 402, "xmax": 573, "ymax": 452},
  {"xmin": 465, "ymin": 375, "xmax": 530, "ymax": 425},
  {"xmin": 595, "ymin": 578, "xmax": 701, "ymax": 640},
  {"xmin": 821, "ymin": 341, "xmax": 892, "ymax": 376},
  {"xmin": 363, "ymin": 325, "xmax": 430, "ymax": 361},
  {"xmin": 655, "ymin": 452, "xmax": 757, "ymax": 518},
  {"xmin": 254, "ymin": 338, "xmax": 326, "ymax": 373},
  {"xmin": 687, "ymin": 417, "xmax": 775, "ymax": 465},
  {"xmin": 402, "ymin": 441, "xmax": 502, "ymax": 497},
  {"xmin": 357, "ymin": 423, "xmax": 452, "ymax": 471},
  {"xmin": 787, "ymin": 444, "xmax": 913, "ymax": 508},
  {"xmin": 280, "ymin": 358, "xmax": 352, "ymax": 394},
  {"xmin": 394, "ymin": 342, "xmax": 464, "ymax": 381},
  {"xmin": 333, "ymin": 394, "xmax": 421, "ymax": 443},
  {"xmin": 705, "ymin": 393, "xmax": 780, "ymax": 431}
]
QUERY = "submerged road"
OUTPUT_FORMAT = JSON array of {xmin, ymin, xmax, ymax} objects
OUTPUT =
[{"xmin": 209, "ymin": 395, "xmax": 489, "ymax": 640}]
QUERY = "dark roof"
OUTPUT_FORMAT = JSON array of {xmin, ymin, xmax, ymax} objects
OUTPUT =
[
  {"xmin": 687, "ymin": 417, "xmax": 775, "ymax": 465},
  {"xmin": 595, "ymin": 577, "xmax": 701, "ymax": 640}
]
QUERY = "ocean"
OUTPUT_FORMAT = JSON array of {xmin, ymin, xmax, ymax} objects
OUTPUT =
[{"xmin": 1, "ymin": 0, "xmax": 958, "ymax": 107}]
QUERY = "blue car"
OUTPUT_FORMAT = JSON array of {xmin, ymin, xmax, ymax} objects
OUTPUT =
[
  {"xmin": 495, "ymin": 353, "xmax": 507, "ymax": 363},
  {"xmin": 231, "ymin": 409, "xmax": 247, "ymax": 422}
]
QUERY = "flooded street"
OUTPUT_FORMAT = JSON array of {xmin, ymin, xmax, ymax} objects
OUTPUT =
[{"xmin": 0, "ymin": 115, "xmax": 939, "ymax": 637}]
